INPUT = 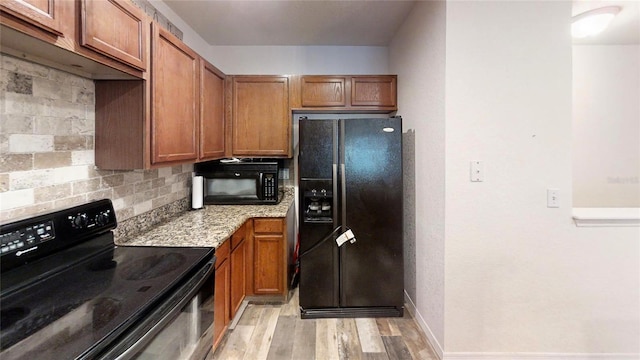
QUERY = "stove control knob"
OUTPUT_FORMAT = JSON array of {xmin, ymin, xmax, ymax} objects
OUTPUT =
[
  {"xmin": 71, "ymin": 213, "xmax": 88, "ymax": 229},
  {"xmin": 95, "ymin": 212, "xmax": 110, "ymax": 226}
]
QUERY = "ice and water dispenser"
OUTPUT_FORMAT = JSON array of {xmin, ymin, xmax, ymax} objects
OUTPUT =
[{"xmin": 302, "ymin": 182, "xmax": 333, "ymax": 223}]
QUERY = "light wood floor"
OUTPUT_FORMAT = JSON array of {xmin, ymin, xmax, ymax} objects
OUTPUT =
[{"xmin": 211, "ymin": 289, "xmax": 438, "ymax": 360}]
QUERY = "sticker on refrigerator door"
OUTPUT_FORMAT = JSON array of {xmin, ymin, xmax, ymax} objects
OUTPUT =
[{"xmin": 336, "ymin": 229, "xmax": 356, "ymax": 247}]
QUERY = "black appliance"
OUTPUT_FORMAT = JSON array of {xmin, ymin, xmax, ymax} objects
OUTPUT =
[
  {"xmin": 194, "ymin": 161, "xmax": 281, "ymax": 205},
  {"xmin": 298, "ymin": 117, "xmax": 404, "ymax": 318},
  {"xmin": 0, "ymin": 199, "xmax": 215, "ymax": 359}
]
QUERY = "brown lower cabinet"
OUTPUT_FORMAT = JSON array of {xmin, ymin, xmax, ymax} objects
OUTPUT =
[
  {"xmin": 213, "ymin": 215, "xmax": 292, "ymax": 351},
  {"xmin": 229, "ymin": 222, "xmax": 247, "ymax": 319},
  {"xmin": 252, "ymin": 218, "xmax": 286, "ymax": 296},
  {"xmin": 213, "ymin": 239, "xmax": 230, "ymax": 348}
]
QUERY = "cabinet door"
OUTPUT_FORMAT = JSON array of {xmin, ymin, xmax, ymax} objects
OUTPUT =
[
  {"xmin": 1, "ymin": 0, "xmax": 63, "ymax": 36},
  {"xmin": 230, "ymin": 238, "xmax": 246, "ymax": 318},
  {"xmin": 199, "ymin": 59, "xmax": 225, "ymax": 160},
  {"xmin": 213, "ymin": 256, "xmax": 230, "ymax": 348},
  {"xmin": 351, "ymin": 76, "xmax": 397, "ymax": 108},
  {"xmin": 213, "ymin": 239, "xmax": 230, "ymax": 349},
  {"xmin": 301, "ymin": 76, "xmax": 346, "ymax": 107},
  {"xmin": 231, "ymin": 76, "xmax": 290, "ymax": 157},
  {"xmin": 151, "ymin": 23, "xmax": 199, "ymax": 165},
  {"xmin": 253, "ymin": 234, "xmax": 283, "ymax": 294},
  {"xmin": 80, "ymin": 0, "xmax": 147, "ymax": 71}
]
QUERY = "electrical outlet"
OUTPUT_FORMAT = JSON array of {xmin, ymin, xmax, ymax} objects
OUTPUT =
[
  {"xmin": 470, "ymin": 161, "xmax": 483, "ymax": 182},
  {"xmin": 547, "ymin": 188, "xmax": 559, "ymax": 208}
]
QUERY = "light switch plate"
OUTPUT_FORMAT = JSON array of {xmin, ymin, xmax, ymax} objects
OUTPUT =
[
  {"xmin": 547, "ymin": 188, "xmax": 559, "ymax": 208},
  {"xmin": 470, "ymin": 161, "xmax": 483, "ymax": 182}
]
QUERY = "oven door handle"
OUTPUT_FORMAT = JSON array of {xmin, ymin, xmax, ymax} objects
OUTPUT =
[{"xmin": 108, "ymin": 256, "xmax": 216, "ymax": 360}]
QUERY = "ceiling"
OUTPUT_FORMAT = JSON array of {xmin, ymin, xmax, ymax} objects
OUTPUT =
[
  {"xmin": 162, "ymin": 0, "xmax": 639, "ymax": 46},
  {"xmin": 162, "ymin": 0, "xmax": 417, "ymax": 46}
]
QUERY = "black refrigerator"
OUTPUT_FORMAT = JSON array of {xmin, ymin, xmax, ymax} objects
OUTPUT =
[{"xmin": 298, "ymin": 117, "xmax": 403, "ymax": 318}]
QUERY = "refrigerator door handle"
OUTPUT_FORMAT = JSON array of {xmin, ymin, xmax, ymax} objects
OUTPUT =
[
  {"xmin": 340, "ymin": 163, "xmax": 346, "ymax": 232},
  {"xmin": 333, "ymin": 119, "xmax": 339, "ymax": 227},
  {"xmin": 339, "ymin": 120, "xmax": 346, "ymax": 232},
  {"xmin": 333, "ymin": 163, "xmax": 338, "ymax": 225}
]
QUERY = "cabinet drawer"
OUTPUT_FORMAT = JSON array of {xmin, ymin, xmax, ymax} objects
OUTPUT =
[
  {"xmin": 253, "ymin": 219, "xmax": 283, "ymax": 234},
  {"xmin": 215, "ymin": 238, "xmax": 230, "ymax": 266},
  {"xmin": 230, "ymin": 223, "xmax": 246, "ymax": 250}
]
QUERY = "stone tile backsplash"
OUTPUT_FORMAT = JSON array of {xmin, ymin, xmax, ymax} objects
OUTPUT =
[{"xmin": 0, "ymin": 54, "xmax": 192, "ymax": 225}]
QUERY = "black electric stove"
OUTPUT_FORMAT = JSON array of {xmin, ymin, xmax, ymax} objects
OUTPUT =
[{"xmin": 0, "ymin": 199, "xmax": 214, "ymax": 360}]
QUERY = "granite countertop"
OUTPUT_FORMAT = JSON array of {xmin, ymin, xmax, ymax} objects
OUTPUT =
[{"xmin": 116, "ymin": 186, "xmax": 295, "ymax": 249}]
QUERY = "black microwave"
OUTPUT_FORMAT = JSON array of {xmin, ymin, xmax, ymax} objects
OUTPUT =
[{"xmin": 195, "ymin": 161, "xmax": 281, "ymax": 205}]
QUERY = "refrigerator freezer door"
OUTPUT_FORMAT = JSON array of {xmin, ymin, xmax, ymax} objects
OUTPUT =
[
  {"xmin": 299, "ymin": 119, "xmax": 336, "ymax": 180},
  {"xmin": 298, "ymin": 119, "xmax": 340, "ymax": 309},
  {"xmin": 340, "ymin": 118, "xmax": 404, "ymax": 308}
]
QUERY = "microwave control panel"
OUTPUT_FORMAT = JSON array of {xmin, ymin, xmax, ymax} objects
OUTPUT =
[{"xmin": 263, "ymin": 173, "xmax": 277, "ymax": 200}]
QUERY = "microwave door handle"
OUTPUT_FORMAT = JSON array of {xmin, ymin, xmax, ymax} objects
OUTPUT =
[{"xmin": 258, "ymin": 172, "xmax": 264, "ymax": 198}]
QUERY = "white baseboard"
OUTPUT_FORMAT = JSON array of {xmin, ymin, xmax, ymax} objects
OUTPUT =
[
  {"xmin": 403, "ymin": 291, "xmax": 639, "ymax": 360},
  {"xmin": 404, "ymin": 290, "xmax": 445, "ymax": 359},
  {"xmin": 443, "ymin": 353, "xmax": 640, "ymax": 360}
]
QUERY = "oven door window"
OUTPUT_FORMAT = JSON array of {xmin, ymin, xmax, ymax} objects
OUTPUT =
[{"xmin": 129, "ymin": 276, "xmax": 214, "ymax": 360}]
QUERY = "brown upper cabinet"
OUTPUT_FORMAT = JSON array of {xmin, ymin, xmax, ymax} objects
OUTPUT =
[
  {"xmin": 151, "ymin": 23, "xmax": 199, "ymax": 165},
  {"xmin": 95, "ymin": 23, "xmax": 227, "ymax": 170},
  {"xmin": 351, "ymin": 76, "xmax": 397, "ymax": 108},
  {"xmin": 1, "ymin": 0, "xmax": 144, "ymax": 78},
  {"xmin": 200, "ymin": 61, "xmax": 226, "ymax": 160},
  {"xmin": 80, "ymin": 0, "xmax": 147, "ymax": 71},
  {"xmin": 1, "ymin": 0, "xmax": 63, "ymax": 36},
  {"xmin": 229, "ymin": 76, "xmax": 291, "ymax": 158},
  {"xmin": 300, "ymin": 76, "xmax": 346, "ymax": 107},
  {"xmin": 292, "ymin": 75, "xmax": 397, "ymax": 113}
]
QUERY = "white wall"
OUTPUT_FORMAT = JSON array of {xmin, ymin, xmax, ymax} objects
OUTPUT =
[
  {"xmin": 389, "ymin": 1, "xmax": 446, "ymax": 355},
  {"xmin": 392, "ymin": 0, "xmax": 639, "ymax": 357},
  {"xmin": 444, "ymin": 0, "xmax": 638, "ymax": 355},
  {"xmin": 149, "ymin": 0, "xmax": 213, "ymax": 59},
  {"xmin": 573, "ymin": 45, "xmax": 640, "ymax": 207},
  {"xmin": 208, "ymin": 46, "xmax": 388, "ymax": 75}
]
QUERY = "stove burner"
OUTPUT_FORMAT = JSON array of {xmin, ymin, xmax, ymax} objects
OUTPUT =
[
  {"xmin": 0, "ymin": 300, "xmax": 87, "ymax": 349},
  {"xmin": 92, "ymin": 297, "xmax": 121, "ymax": 331},
  {"xmin": 119, "ymin": 253, "xmax": 186, "ymax": 281},
  {"xmin": 0, "ymin": 307, "xmax": 30, "ymax": 330}
]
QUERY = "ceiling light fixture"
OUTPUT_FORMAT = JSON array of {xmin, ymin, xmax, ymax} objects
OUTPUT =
[{"xmin": 572, "ymin": 6, "xmax": 621, "ymax": 38}]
